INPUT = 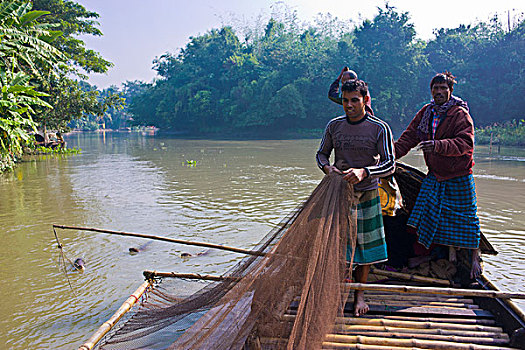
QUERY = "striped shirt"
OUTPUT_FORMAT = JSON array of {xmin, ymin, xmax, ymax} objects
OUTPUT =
[{"xmin": 316, "ymin": 113, "xmax": 395, "ymax": 191}]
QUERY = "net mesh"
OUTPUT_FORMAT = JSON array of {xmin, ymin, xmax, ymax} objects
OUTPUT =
[{"xmin": 97, "ymin": 173, "xmax": 356, "ymax": 349}]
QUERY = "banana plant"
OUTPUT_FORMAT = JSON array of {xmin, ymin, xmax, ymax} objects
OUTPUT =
[
  {"xmin": 0, "ymin": 69, "xmax": 51, "ymax": 158},
  {"xmin": 0, "ymin": 0, "xmax": 65, "ymax": 81},
  {"xmin": 0, "ymin": 1, "xmax": 65, "ymax": 170}
]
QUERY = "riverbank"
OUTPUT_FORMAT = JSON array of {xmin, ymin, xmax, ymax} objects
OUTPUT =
[
  {"xmin": 70, "ymin": 119, "xmax": 525, "ymax": 145},
  {"xmin": 475, "ymin": 120, "xmax": 525, "ymax": 147},
  {"xmin": 2, "ymin": 122, "xmax": 523, "ymax": 174}
]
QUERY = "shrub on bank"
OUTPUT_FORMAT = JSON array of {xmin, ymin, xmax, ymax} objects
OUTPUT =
[
  {"xmin": 28, "ymin": 146, "xmax": 82, "ymax": 155},
  {"xmin": 476, "ymin": 119, "xmax": 525, "ymax": 147},
  {"xmin": 0, "ymin": 154, "xmax": 16, "ymax": 172}
]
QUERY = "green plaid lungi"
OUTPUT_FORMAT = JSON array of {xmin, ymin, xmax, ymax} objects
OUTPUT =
[{"xmin": 347, "ymin": 189, "xmax": 388, "ymax": 265}]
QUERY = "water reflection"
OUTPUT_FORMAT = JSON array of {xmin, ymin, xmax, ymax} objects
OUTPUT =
[{"xmin": 0, "ymin": 134, "xmax": 523, "ymax": 349}]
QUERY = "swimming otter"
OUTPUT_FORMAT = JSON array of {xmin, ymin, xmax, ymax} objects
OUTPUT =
[
  {"xmin": 73, "ymin": 258, "xmax": 85, "ymax": 272},
  {"xmin": 180, "ymin": 250, "xmax": 209, "ymax": 258},
  {"xmin": 129, "ymin": 241, "xmax": 153, "ymax": 255}
]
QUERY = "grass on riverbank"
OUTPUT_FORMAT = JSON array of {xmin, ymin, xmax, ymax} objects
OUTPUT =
[
  {"xmin": 475, "ymin": 119, "xmax": 525, "ymax": 147},
  {"xmin": 28, "ymin": 146, "xmax": 82, "ymax": 155},
  {"xmin": 1, "ymin": 146, "xmax": 82, "ymax": 173}
]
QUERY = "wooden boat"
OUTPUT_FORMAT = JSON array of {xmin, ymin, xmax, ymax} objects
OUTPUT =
[
  {"xmin": 34, "ymin": 132, "xmax": 66, "ymax": 148},
  {"xmin": 312, "ymin": 273, "xmax": 525, "ymax": 349},
  {"xmin": 79, "ymin": 163, "xmax": 525, "ymax": 350}
]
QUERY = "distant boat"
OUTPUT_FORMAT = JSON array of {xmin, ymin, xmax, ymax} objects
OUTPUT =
[{"xmin": 34, "ymin": 132, "xmax": 65, "ymax": 149}]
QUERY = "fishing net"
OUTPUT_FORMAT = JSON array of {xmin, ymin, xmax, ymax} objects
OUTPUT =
[{"xmin": 97, "ymin": 173, "xmax": 357, "ymax": 350}]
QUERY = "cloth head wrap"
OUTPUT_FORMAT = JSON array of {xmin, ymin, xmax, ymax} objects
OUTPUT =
[{"xmin": 418, "ymin": 95, "xmax": 469, "ymax": 134}]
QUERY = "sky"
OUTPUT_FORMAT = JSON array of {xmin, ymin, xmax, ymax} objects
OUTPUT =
[{"xmin": 76, "ymin": 0, "xmax": 525, "ymax": 89}]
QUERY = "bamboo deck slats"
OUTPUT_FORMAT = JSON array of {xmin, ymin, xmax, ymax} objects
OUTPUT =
[
  {"xmin": 339, "ymin": 326, "xmax": 509, "ymax": 340},
  {"xmin": 354, "ymin": 293, "xmax": 476, "ymax": 303},
  {"xmin": 327, "ymin": 285, "xmax": 517, "ymax": 349},
  {"xmin": 323, "ymin": 334, "xmax": 518, "ymax": 349},
  {"xmin": 336, "ymin": 318, "xmax": 502, "ymax": 332},
  {"xmin": 282, "ymin": 314, "xmax": 503, "ymax": 333},
  {"xmin": 345, "ymin": 301, "xmax": 493, "ymax": 317},
  {"xmin": 280, "ymin": 271, "xmax": 522, "ymax": 350},
  {"xmin": 357, "ymin": 314, "xmax": 497, "ymax": 325},
  {"xmin": 369, "ymin": 267, "xmax": 451, "ymax": 286},
  {"xmin": 346, "ymin": 283, "xmax": 525, "ymax": 300}
]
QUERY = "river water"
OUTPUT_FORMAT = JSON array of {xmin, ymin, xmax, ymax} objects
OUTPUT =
[{"xmin": 0, "ymin": 132, "xmax": 524, "ymax": 349}]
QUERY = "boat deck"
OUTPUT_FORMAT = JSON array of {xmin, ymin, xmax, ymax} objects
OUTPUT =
[
  {"xmin": 324, "ymin": 294, "xmax": 513, "ymax": 349},
  {"xmin": 275, "ymin": 272, "xmax": 521, "ymax": 350}
]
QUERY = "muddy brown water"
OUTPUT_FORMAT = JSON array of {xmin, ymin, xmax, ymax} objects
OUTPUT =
[{"xmin": 0, "ymin": 132, "xmax": 524, "ymax": 349}]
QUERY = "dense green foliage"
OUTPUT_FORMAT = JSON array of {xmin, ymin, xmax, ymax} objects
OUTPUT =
[
  {"xmin": 68, "ymin": 80, "xmax": 142, "ymax": 131},
  {"xmin": 0, "ymin": 0, "xmax": 64, "ymax": 171},
  {"xmin": 67, "ymin": 81, "xmax": 126, "ymax": 130},
  {"xmin": 128, "ymin": 6, "xmax": 524, "ymax": 138},
  {"xmin": 31, "ymin": 0, "xmax": 121, "ymax": 131},
  {"xmin": 0, "ymin": 0, "xmax": 118, "ymax": 171},
  {"xmin": 476, "ymin": 119, "xmax": 525, "ymax": 146},
  {"xmin": 32, "ymin": 0, "xmax": 112, "ymax": 74}
]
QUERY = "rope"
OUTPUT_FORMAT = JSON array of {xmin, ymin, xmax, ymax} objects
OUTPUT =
[{"xmin": 53, "ymin": 227, "xmax": 75, "ymax": 292}]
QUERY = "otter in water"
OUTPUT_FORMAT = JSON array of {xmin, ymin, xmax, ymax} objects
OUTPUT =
[
  {"xmin": 129, "ymin": 241, "xmax": 153, "ymax": 255},
  {"xmin": 73, "ymin": 258, "xmax": 85, "ymax": 272},
  {"xmin": 180, "ymin": 250, "xmax": 209, "ymax": 258}
]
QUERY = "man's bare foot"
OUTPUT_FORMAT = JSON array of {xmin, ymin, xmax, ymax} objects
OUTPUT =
[
  {"xmin": 408, "ymin": 255, "xmax": 432, "ymax": 268},
  {"xmin": 470, "ymin": 249, "xmax": 483, "ymax": 279},
  {"xmin": 471, "ymin": 259, "xmax": 482, "ymax": 279},
  {"xmin": 449, "ymin": 246, "xmax": 457, "ymax": 263},
  {"xmin": 354, "ymin": 291, "xmax": 369, "ymax": 316}
]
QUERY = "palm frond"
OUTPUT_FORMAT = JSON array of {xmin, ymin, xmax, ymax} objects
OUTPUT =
[
  {"xmin": 0, "ymin": 1, "xmax": 22, "ymax": 24},
  {"xmin": 20, "ymin": 10, "xmax": 50, "ymax": 27}
]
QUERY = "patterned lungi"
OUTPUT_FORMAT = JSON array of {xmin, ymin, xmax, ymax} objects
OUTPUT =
[
  {"xmin": 408, "ymin": 172, "xmax": 480, "ymax": 249},
  {"xmin": 347, "ymin": 189, "xmax": 388, "ymax": 265}
]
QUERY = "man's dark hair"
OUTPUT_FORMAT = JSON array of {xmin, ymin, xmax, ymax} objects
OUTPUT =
[
  {"xmin": 430, "ymin": 71, "xmax": 456, "ymax": 90},
  {"xmin": 341, "ymin": 79, "xmax": 368, "ymax": 98}
]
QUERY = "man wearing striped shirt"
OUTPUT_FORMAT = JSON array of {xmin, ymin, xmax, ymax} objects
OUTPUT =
[{"xmin": 316, "ymin": 79, "xmax": 395, "ymax": 316}]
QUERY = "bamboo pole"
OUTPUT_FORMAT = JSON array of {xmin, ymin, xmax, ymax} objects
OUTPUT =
[
  {"xmin": 478, "ymin": 276, "xmax": 525, "ymax": 324},
  {"xmin": 282, "ymin": 314, "xmax": 504, "ymax": 333},
  {"xmin": 324, "ymin": 334, "xmax": 516, "ymax": 349},
  {"xmin": 334, "ymin": 330, "xmax": 510, "ymax": 345},
  {"xmin": 53, "ymin": 224, "xmax": 264, "ymax": 256},
  {"xmin": 359, "ymin": 299, "xmax": 479, "ymax": 309},
  {"xmin": 293, "ymin": 296, "xmax": 477, "ymax": 308},
  {"xmin": 370, "ymin": 267, "xmax": 451, "ymax": 286},
  {"xmin": 263, "ymin": 337, "xmax": 516, "ymax": 350},
  {"xmin": 78, "ymin": 280, "xmax": 152, "ymax": 350},
  {"xmin": 356, "ymin": 314, "xmax": 496, "ymax": 325},
  {"xmin": 353, "ymin": 293, "xmax": 475, "ymax": 303},
  {"xmin": 339, "ymin": 325, "xmax": 509, "ymax": 340},
  {"xmin": 321, "ymin": 342, "xmax": 413, "ymax": 350},
  {"xmin": 292, "ymin": 294, "xmax": 479, "ymax": 309},
  {"xmin": 346, "ymin": 283, "xmax": 525, "ymax": 299},
  {"xmin": 143, "ymin": 271, "xmax": 240, "ymax": 282}
]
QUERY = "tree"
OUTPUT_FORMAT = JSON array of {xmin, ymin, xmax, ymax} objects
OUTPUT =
[
  {"xmin": 426, "ymin": 17, "xmax": 525, "ymax": 125},
  {"xmin": 267, "ymin": 83, "xmax": 306, "ymax": 129},
  {"xmin": 32, "ymin": 0, "xmax": 112, "ymax": 74},
  {"xmin": 353, "ymin": 5, "xmax": 428, "ymax": 130},
  {"xmin": 65, "ymin": 82, "xmax": 125, "ymax": 131},
  {"xmin": 125, "ymin": 6, "xmax": 524, "ymax": 138},
  {"xmin": 0, "ymin": 0, "xmax": 65, "ymax": 170},
  {"xmin": 0, "ymin": 0, "xmax": 65, "ymax": 79},
  {"xmin": 29, "ymin": 0, "xmax": 115, "ymax": 131}
]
